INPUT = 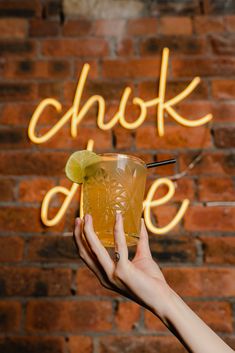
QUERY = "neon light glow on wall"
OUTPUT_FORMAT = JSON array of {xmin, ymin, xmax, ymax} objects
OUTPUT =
[{"xmin": 28, "ymin": 48, "xmax": 213, "ymax": 235}]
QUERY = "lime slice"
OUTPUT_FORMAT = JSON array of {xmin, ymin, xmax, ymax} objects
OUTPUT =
[{"xmin": 65, "ymin": 150, "xmax": 100, "ymax": 184}]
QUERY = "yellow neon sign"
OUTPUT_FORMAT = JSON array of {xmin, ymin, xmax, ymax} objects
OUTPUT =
[
  {"xmin": 41, "ymin": 139, "xmax": 189, "ymax": 233},
  {"xmin": 28, "ymin": 47, "xmax": 212, "ymax": 235},
  {"xmin": 41, "ymin": 139, "xmax": 94, "ymax": 227},
  {"xmin": 143, "ymin": 178, "xmax": 189, "ymax": 234},
  {"xmin": 28, "ymin": 47, "xmax": 212, "ymax": 143}
]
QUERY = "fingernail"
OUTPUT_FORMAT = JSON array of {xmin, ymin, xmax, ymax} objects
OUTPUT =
[
  {"xmin": 85, "ymin": 214, "xmax": 90, "ymax": 222},
  {"xmin": 75, "ymin": 217, "xmax": 80, "ymax": 226}
]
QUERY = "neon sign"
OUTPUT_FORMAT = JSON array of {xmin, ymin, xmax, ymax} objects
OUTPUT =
[{"xmin": 28, "ymin": 48, "xmax": 212, "ymax": 235}]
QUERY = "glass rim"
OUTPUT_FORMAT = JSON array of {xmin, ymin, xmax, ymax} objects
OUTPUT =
[{"xmin": 97, "ymin": 153, "xmax": 146, "ymax": 167}]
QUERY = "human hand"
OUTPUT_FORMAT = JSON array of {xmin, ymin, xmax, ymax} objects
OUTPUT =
[
  {"xmin": 74, "ymin": 214, "xmax": 235, "ymax": 353},
  {"xmin": 74, "ymin": 213, "xmax": 172, "ymax": 318}
]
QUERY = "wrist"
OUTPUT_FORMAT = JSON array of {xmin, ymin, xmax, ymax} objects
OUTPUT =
[{"xmin": 151, "ymin": 283, "xmax": 177, "ymax": 320}]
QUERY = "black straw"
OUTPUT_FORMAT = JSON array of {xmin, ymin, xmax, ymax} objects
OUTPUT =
[{"xmin": 146, "ymin": 158, "xmax": 176, "ymax": 169}]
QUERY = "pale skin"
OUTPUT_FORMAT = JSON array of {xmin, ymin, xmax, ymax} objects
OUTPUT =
[{"xmin": 74, "ymin": 213, "xmax": 234, "ymax": 353}]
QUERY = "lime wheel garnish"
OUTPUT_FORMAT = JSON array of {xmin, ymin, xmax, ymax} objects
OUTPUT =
[{"xmin": 65, "ymin": 150, "xmax": 100, "ymax": 184}]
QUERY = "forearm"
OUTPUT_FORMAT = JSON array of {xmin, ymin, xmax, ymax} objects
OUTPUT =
[
  {"xmin": 75, "ymin": 216, "xmax": 233, "ymax": 353},
  {"xmin": 154, "ymin": 288, "xmax": 234, "ymax": 353}
]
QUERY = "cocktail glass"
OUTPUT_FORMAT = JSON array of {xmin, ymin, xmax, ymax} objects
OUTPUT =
[{"xmin": 82, "ymin": 153, "xmax": 147, "ymax": 247}]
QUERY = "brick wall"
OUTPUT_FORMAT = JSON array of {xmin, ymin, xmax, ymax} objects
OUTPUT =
[{"xmin": 0, "ymin": 0, "xmax": 235, "ymax": 352}]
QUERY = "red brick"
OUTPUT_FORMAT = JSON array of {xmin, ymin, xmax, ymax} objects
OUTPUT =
[
  {"xmin": 194, "ymin": 16, "xmax": 225, "ymax": 33},
  {"xmin": 145, "ymin": 178, "xmax": 155, "ymax": 198},
  {"xmin": 146, "ymin": 178, "xmax": 194, "ymax": 202},
  {"xmin": 198, "ymin": 176, "xmax": 235, "ymax": 201},
  {"xmin": 0, "ymin": 103, "xmax": 40, "ymax": 126},
  {"xmin": 177, "ymin": 100, "xmax": 228, "ymax": 123},
  {"xmin": 75, "ymin": 60, "xmax": 99, "ymax": 79},
  {"xmin": 102, "ymin": 58, "xmax": 161, "ymax": 79},
  {"xmin": 57, "ymin": 177, "xmax": 80, "ymax": 207},
  {"xmin": 0, "ymin": 151, "xmax": 68, "ymax": 176},
  {"xmin": 26, "ymin": 300, "xmax": 112, "ymax": 332},
  {"xmin": 175, "ymin": 101, "xmax": 213, "ymax": 122},
  {"xmin": 0, "ymin": 0, "xmax": 41, "ymax": 18},
  {"xmin": 213, "ymin": 127, "xmax": 235, "ymax": 148},
  {"xmin": 140, "ymin": 37, "xmax": 206, "ymax": 56},
  {"xmin": 184, "ymin": 206, "xmax": 235, "ymax": 232},
  {"xmin": 0, "ymin": 126, "xmax": 28, "ymax": 149},
  {"xmin": 0, "ymin": 237, "xmax": 24, "ymax": 262},
  {"xmin": 0, "ymin": 178, "xmax": 15, "ymax": 201},
  {"xmin": 136, "ymin": 125, "xmax": 211, "ymax": 149},
  {"xmin": 179, "ymin": 152, "xmax": 235, "ymax": 176},
  {"xmin": 63, "ymin": 202, "xmax": 81, "ymax": 233},
  {"xmin": 0, "ymin": 58, "xmax": 4, "ymax": 75},
  {"xmin": 76, "ymin": 266, "xmax": 118, "ymax": 297},
  {"xmin": 64, "ymin": 80, "xmax": 133, "ymax": 103},
  {"xmin": 0, "ymin": 301, "xmax": 21, "ymax": 332},
  {"xmin": 29, "ymin": 19, "xmax": 59, "ymax": 37},
  {"xmin": 0, "ymin": 83, "xmax": 37, "ymax": 102},
  {"xmin": 62, "ymin": 19, "xmax": 92, "ymax": 36},
  {"xmin": 37, "ymin": 103, "xmax": 75, "ymax": 125},
  {"xmin": 59, "ymin": 177, "xmax": 75, "ymax": 189},
  {"xmin": 149, "ymin": 236, "xmax": 197, "ymax": 263},
  {"xmin": 160, "ymin": 17, "xmax": 192, "ymax": 35},
  {"xmin": 0, "ymin": 207, "xmax": 65, "ymax": 233},
  {"xmin": 210, "ymin": 34, "xmax": 235, "ymax": 55},
  {"xmin": 187, "ymin": 301, "xmax": 233, "ymax": 333},
  {"xmin": 225, "ymin": 15, "xmax": 235, "ymax": 32},
  {"xmin": 200, "ymin": 237, "xmax": 235, "ymax": 264},
  {"xmin": 64, "ymin": 81, "xmax": 82, "ymax": 103},
  {"xmin": 212, "ymin": 79, "xmax": 235, "ymax": 99},
  {"xmin": 104, "ymin": 103, "xmax": 145, "ymax": 125},
  {"xmin": 41, "ymin": 39, "xmax": 109, "ymax": 57},
  {"xmin": 99, "ymin": 336, "xmax": 185, "ymax": 353},
  {"xmin": 115, "ymin": 301, "xmax": 141, "ymax": 331},
  {"xmin": 131, "ymin": 152, "xmax": 154, "ymax": 166},
  {"xmin": 211, "ymin": 102, "xmax": 235, "ymax": 122},
  {"xmin": 151, "ymin": 205, "xmax": 180, "ymax": 234},
  {"xmin": 92, "ymin": 19, "xmax": 126, "ymax": 37},
  {"xmin": 170, "ymin": 178, "xmax": 195, "ymax": 201},
  {"xmin": 0, "ymin": 267, "xmax": 71, "ymax": 297},
  {"xmin": 113, "ymin": 127, "xmax": 134, "ymax": 149},
  {"xmin": 4, "ymin": 60, "xmax": 71, "ymax": 79},
  {"xmin": 0, "ymin": 40, "xmax": 37, "ymax": 58},
  {"xmin": 37, "ymin": 127, "xmax": 111, "ymax": 151},
  {"xmin": 60, "ymin": 200, "xmax": 81, "ymax": 230},
  {"xmin": 27, "ymin": 235, "xmax": 79, "ymax": 263},
  {"xmin": 0, "ymin": 19, "xmax": 27, "ymax": 39},
  {"xmin": 144, "ymin": 310, "xmax": 167, "ymax": 332},
  {"xmin": 37, "ymin": 81, "xmax": 63, "ymax": 100},
  {"xmin": 145, "ymin": 152, "xmax": 176, "ymax": 177},
  {"xmin": 172, "ymin": 57, "xmax": 235, "ymax": 78},
  {"xmin": 127, "ymin": 18, "xmax": 158, "ymax": 36},
  {"xmin": 138, "ymin": 80, "xmax": 208, "ymax": 101},
  {"xmin": 163, "ymin": 267, "xmax": 235, "ymax": 297},
  {"xmin": 0, "ymin": 337, "xmax": 65, "ymax": 353},
  {"xmin": 68, "ymin": 336, "xmax": 93, "ymax": 353},
  {"xmin": 44, "ymin": 0, "xmax": 62, "ymax": 19},
  {"xmin": 18, "ymin": 178, "xmax": 55, "ymax": 203},
  {"xmin": 116, "ymin": 38, "xmax": 133, "ymax": 57}
]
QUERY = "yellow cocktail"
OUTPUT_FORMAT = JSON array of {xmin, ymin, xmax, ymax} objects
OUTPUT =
[{"xmin": 82, "ymin": 153, "xmax": 147, "ymax": 247}]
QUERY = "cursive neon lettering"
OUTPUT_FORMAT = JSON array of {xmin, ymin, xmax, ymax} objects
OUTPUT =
[{"xmin": 28, "ymin": 48, "xmax": 213, "ymax": 144}]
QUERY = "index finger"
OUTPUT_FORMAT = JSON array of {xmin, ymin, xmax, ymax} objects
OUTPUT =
[{"xmin": 83, "ymin": 214, "xmax": 115, "ymax": 281}]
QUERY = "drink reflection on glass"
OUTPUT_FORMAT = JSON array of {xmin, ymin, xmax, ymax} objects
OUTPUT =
[{"xmin": 82, "ymin": 153, "xmax": 147, "ymax": 247}]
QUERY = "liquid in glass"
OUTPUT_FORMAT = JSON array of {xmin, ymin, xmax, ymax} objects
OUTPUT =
[{"xmin": 82, "ymin": 154, "xmax": 147, "ymax": 247}]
